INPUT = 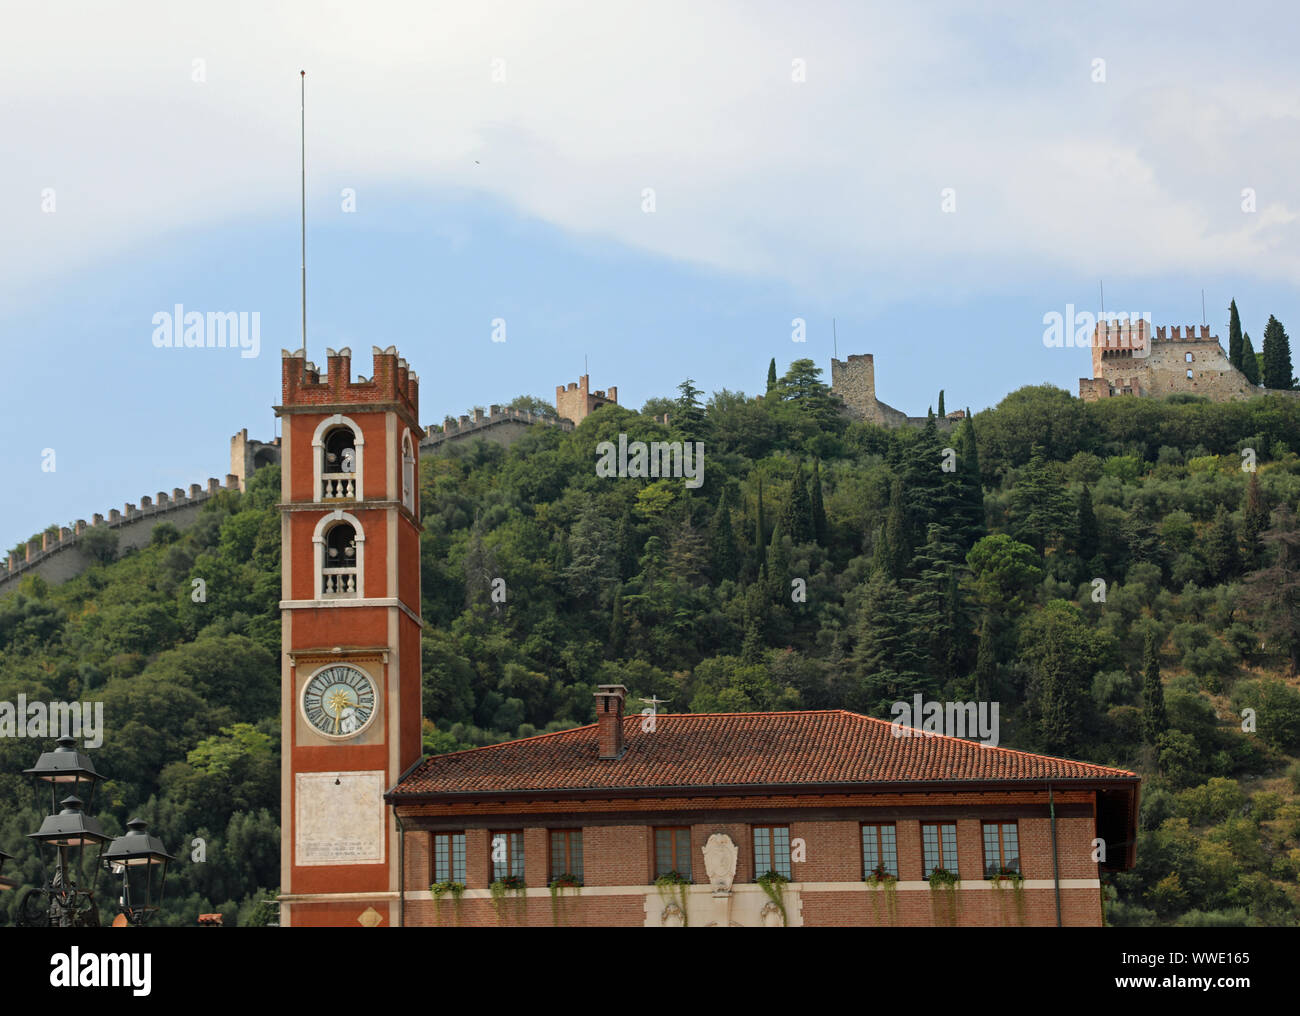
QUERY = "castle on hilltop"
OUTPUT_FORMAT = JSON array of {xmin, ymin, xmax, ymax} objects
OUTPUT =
[
  {"xmin": 1078, "ymin": 320, "xmax": 1259, "ymax": 401},
  {"xmin": 831, "ymin": 353, "xmax": 962, "ymax": 429}
]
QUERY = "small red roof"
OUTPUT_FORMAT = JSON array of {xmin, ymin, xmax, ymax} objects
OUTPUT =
[{"xmin": 389, "ymin": 710, "xmax": 1137, "ymax": 798}]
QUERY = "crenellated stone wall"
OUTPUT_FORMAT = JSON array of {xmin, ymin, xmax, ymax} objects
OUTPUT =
[{"xmin": 1, "ymin": 475, "xmax": 241, "ymax": 592}]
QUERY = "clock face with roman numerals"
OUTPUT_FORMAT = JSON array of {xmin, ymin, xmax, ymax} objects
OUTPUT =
[{"xmin": 301, "ymin": 665, "xmax": 377, "ymax": 740}]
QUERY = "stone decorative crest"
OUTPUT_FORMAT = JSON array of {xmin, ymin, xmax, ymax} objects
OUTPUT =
[
  {"xmin": 661, "ymin": 903, "xmax": 685, "ymax": 927},
  {"xmin": 702, "ymin": 832, "xmax": 738, "ymax": 895}
]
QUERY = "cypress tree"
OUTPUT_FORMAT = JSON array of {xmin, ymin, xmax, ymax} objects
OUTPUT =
[
  {"xmin": 955, "ymin": 417, "xmax": 985, "ymax": 550},
  {"xmin": 740, "ymin": 600, "xmax": 765, "ymax": 665},
  {"xmin": 937, "ymin": 390, "xmax": 945, "ymax": 417},
  {"xmin": 809, "ymin": 459, "xmax": 828, "ymax": 545},
  {"xmin": 1242, "ymin": 472, "xmax": 1269, "ymax": 569},
  {"xmin": 783, "ymin": 462, "xmax": 814, "ymax": 544},
  {"xmin": 766, "ymin": 358, "xmax": 778, "ymax": 393},
  {"xmin": 1076, "ymin": 485, "xmax": 1099, "ymax": 565},
  {"xmin": 753, "ymin": 476, "xmax": 767, "ymax": 573},
  {"xmin": 973, "ymin": 613, "xmax": 997, "ymax": 701},
  {"xmin": 1204, "ymin": 504, "xmax": 1240, "ymax": 582},
  {"xmin": 1241, "ymin": 332, "xmax": 1261, "ymax": 386},
  {"xmin": 766, "ymin": 516, "xmax": 789, "ymax": 600},
  {"xmin": 874, "ymin": 477, "xmax": 908, "ymax": 579},
  {"xmin": 1228, "ymin": 299, "xmax": 1243, "ymax": 369},
  {"xmin": 1141, "ymin": 630, "xmax": 1167, "ymax": 746},
  {"xmin": 1262, "ymin": 315, "xmax": 1296, "ymax": 390},
  {"xmin": 608, "ymin": 587, "xmax": 626, "ymax": 655},
  {"xmin": 710, "ymin": 496, "xmax": 740, "ymax": 580}
]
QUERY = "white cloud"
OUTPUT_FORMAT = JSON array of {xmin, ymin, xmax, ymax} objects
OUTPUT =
[{"xmin": 3, "ymin": 0, "xmax": 1299, "ymax": 317}]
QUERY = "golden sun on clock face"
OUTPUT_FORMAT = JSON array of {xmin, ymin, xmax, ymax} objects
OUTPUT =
[{"xmin": 301, "ymin": 665, "xmax": 377, "ymax": 740}]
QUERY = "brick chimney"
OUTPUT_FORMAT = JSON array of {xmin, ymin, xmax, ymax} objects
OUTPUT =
[{"xmin": 594, "ymin": 685, "xmax": 628, "ymax": 760}]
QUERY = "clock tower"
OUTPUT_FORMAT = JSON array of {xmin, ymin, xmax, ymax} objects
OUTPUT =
[{"xmin": 275, "ymin": 345, "xmax": 422, "ymax": 927}]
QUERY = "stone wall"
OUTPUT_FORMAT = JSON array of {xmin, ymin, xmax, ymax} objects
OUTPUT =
[
  {"xmin": 0, "ymin": 476, "xmax": 241, "ymax": 593},
  {"xmin": 421, "ymin": 405, "xmax": 573, "ymax": 454}
]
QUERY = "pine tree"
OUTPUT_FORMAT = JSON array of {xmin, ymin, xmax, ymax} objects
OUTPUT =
[
  {"xmin": 909, "ymin": 523, "xmax": 969, "ymax": 684},
  {"xmin": 937, "ymin": 390, "xmax": 946, "ymax": 417},
  {"xmin": 1228, "ymin": 299, "xmax": 1243, "ymax": 370},
  {"xmin": 850, "ymin": 574, "xmax": 931, "ymax": 713},
  {"xmin": 1203, "ymin": 504, "xmax": 1240, "ymax": 582},
  {"xmin": 766, "ymin": 357, "xmax": 778, "ymax": 393},
  {"xmin": 1242, "ymin": 505, "xmax": 1300, "ymax": 674},
  {"xmin": 1141, "ymin": 630, "xmax": 1167, "ymax": 746},
  {"xmin": 1009, "ymin": 448, "xmax": 1071, "ymax": 555},
  {"xmin": 809, "ymin": 459, "xmax": 828, "ymax": 545},
  {"xmin": 903, "ymin": 413, "xmax": 961, "ymax": 559},
  {"xmin": 1262, "ymin": 315, "xmax": 1296, "ymax": 390},
  {"xmin": 1241, "ymin": 332, "xmax": 1261, "ymax": 386},
  {"xmin": 710, "ymin": 496, "xmax": 740, "ymax": 580},
  {"xmin": 782, "ymin": 462, "xmax": 814, "ymax": 544},
  {"xmin": 674, "ymin": 378, "xmax": 708, "ymax": 437},
  {"xmin": 1242, "ymin": 472, "xmax": 1269, "ymax": 569}
]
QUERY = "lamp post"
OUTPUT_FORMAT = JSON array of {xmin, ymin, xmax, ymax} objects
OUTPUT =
[
  {"xmin": 23, "ymin": 735, "xmax": 104, "ymax": 813},
  {"xmin": 17, "ymin": 736, "xmax": 109, "ymax": 928},
  {"xmin": 0, "ymin": 848, "xmax": 15, "ymax": 892},
  {"xmin": 102, "ymin": 819, "xmax": 174, "ymax": 927},
  {"xmin": 23, "ymin": 795, "xmax": 109, "ymax": 927}
]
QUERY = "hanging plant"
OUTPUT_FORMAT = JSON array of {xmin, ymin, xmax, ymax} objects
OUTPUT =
[
  {"xmin": 490, "ymin": 875, "xmax": 527, "ymax": 923},
  {"xmin": 548, "ymin": 874, "xmax": 582, "ymax": 926},
  {"xmin": 429, "ymin": 881, "xmax": 465, "ymax": 926},
  {"xmin": 756, "ymin": 870, "xmax": 790, "ymax": 926},
  {"xmin": 989, "ymin": 867, "xmax": 1025, "ymax": 925},
  {"xmin": 864, "ymin": 865, "xmax": 898, "ymax": 925},
  {"xmin": 927, "ymin": 868, "xmax": 959, "ymax": 926},
  {"xmin": 654, "ymin": 870, "xmax": 690, "ymax": 927}
]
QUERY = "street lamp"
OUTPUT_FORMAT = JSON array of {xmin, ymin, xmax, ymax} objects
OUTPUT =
[
  {"xmin": 0, "ymin": 848, "xmax": 15, "ymax": 892},
  {"xmin": 24, "ymin": 794, "xmax": 109, "ymax": 927},
  {"xmin": 23, "ymin": 735, "xmax": 104, "ymax": 813},
  {"xmin": 102, "ymin": 819, "xmax": 174, "ymax": 927}
]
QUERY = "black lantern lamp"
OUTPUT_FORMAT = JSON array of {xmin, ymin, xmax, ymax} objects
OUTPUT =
[
  {"xmin": 102, "ymin": 819, "xmax": 174, "ymax": 926},
  {"xmin": 24, "ymin": 736, "xmax": 105, "ymax": 813},
  {"xmin": 26, "ymin": 794, "xmax": 110, "ymax": 926}
]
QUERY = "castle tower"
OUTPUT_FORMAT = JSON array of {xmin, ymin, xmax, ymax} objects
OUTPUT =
[
  {"xmin": 275, "ymin": 345, "xmax": 423, "ymax": 928},
  {"xmin": 555, "ymin": 374, "xmax": 617, "ymax": 425}
]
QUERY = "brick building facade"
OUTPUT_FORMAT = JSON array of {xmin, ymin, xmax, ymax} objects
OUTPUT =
[{"xmin": 388, "ymin": 686, "xmax": 1139, "ymax": 927}]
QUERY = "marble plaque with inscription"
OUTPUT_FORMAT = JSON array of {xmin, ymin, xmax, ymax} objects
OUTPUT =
[{"xmin": 295, "ymin": 770, "xmax": 386, "ymax": 866}]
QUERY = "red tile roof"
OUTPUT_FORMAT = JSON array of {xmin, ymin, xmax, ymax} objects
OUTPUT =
[{"xmin": 389, "ymin": 710, "xmax": 1137, "ymax": 798}]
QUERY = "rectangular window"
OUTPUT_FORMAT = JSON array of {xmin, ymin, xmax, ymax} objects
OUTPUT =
[
  {"xmin": 433, "ymin": 832, "xmax": 466, "ymax": 884},
  {"xmin": 752, "ymin": 825, "xmax": 791, "ymax": 880},
  {"xmin": 861, "ymin": 823, "xmax": 898, "ymax": 879},
  {"xmin": 654, "ymin": 827, "xmax": 692, "ymax": 880},
  {"xmin": 550, "ymin": 830, "xmax": 584, "ymax": 883},
  {"xmin": 921, "ymin": 822, "xmax": 959, "ymax": 879},
  {"xmin": 982, "ymin": 822, "xmax": 1020, "ymax": 877},
  {"xmin": 490, "ymin": 830, "xmax": 524, "ymax": 882}
]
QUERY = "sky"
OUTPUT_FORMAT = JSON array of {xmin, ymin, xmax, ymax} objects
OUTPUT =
[{"xmin": 2, "ymin": 0, "xmax": 1299, "ymax": 546}]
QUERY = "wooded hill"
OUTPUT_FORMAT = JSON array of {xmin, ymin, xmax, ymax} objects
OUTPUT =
[{"xmin": 2, "ymin": 361, "xmax": 1300, "ymax": 926}]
